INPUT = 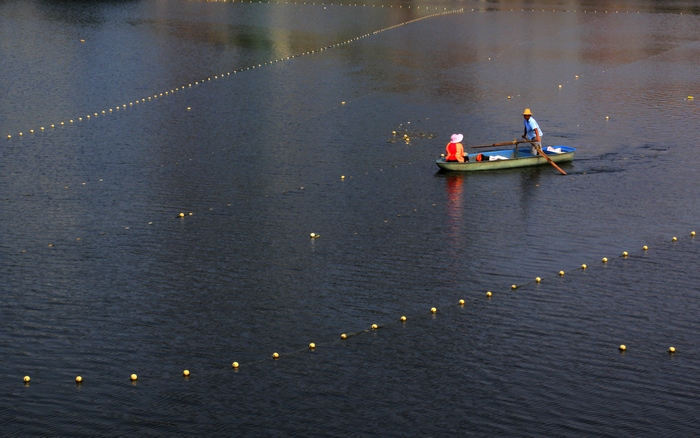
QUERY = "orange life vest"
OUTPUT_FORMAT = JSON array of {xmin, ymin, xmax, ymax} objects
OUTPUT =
[{"xmin": 446, "ymin": 142, "xmax": 460, "ymax": 161}]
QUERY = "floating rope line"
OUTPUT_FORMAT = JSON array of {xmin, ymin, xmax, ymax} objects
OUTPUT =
[
  {"xmin": 3, "ymin": 8, "xmax": 463, "ymax": 142},
  {"xmin": 5, "ymin": 6, "xmax": 693, "ymax": 140},
  {"xmin": 17, "ymin": 227, "xmax": 697, "ymax": 385}
]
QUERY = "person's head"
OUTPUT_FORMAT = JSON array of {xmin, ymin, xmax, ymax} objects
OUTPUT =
[
  {"xmin": 451, "ymin": 133, "xmax": 464, "ymax": 143},
  {"xmin": 523, "ymin": 108, "xmax": 532, "ymax": 119}
]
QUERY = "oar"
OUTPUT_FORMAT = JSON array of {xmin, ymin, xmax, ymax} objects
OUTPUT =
[
  {"xmin": 469, "ymin": 140, "xmax": 524, "ymax": 149},
  {"xmin": 518, "ymin": 140, "xmax": 567, "ymax": 175},
  {"xmin": 533, "ymin": 145, "xmax": 567, "ymax": 175}
]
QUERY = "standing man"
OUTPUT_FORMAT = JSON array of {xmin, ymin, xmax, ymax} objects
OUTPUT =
[{"xmin": 522, "ymin": 108, "xmax": 543, "ymax": 155}]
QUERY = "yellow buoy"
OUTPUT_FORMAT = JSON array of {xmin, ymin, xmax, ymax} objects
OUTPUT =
[
  {"xmin": 130, "ymin": 374, "xmax": 138, "ymax": 381},
  {"xmin": 309, "ymin": 343, "xmax": 316, "ymax": 349},
  {"xmin": 430, "ymin": 307, "xmax": 437, "ymax": 313},
  {"xmin": 619, "ymin": 345, "xmax": 626, "ymax": 351},
  {"xmin": 669, "ymin": 346, "xmax": 676, "ymax": 353},
  {"xmin": 341, "ymin": 175, "xmax": 345, "ymax": 179},
  {"xmin": 581, "ymin": 264, "xmax": 587, "ymax": 269},
  {"xmin": 511, "ymin": 284, "xmax": 517, "ymax": 289},
  {"xmin": 672, "ymin": 236, "xmax": 678, "ymax": 241},
  {"xmin": 179, "ymin": 212, "xmax": 185, "ymax": 217},
  {"xmin": 76, "ymin": 376, "xmax": 82, "ymax": 383},
  {"xmin": 400, "ymin": 316, "xmax": 407, "ymax": 321},
  {"xmin": 232, "ymin": 362, "xmax": 239, "ymax": 368},
  {"xmin": 691, "ymin": 231, "xmax": 696, "ymax": 236},
  {"xmin": 183, "ymin": 370, "xmax": 190, "ymax": 377},
  {"xmin": 486, "ymin": 291, "xmax": 492, "ymax": 297},
  {"xmin": 23, "ymin": 376, "xmax": 30, "ymax": 383},
  {"xmin": 272, "ymin": 352, "xmax": 279, "ymax": 359},
  {"xmin": 458, "ymin": 299, "xmax": 465, "ymax": 305},
  {"xmin": 642, "ymin": 246, "xmax": 648, "ymax": 251},
  {"xmin": 602, "ymin": 257, "xmax": 608, "ymax": 263},
  {"xmin": 371, "ymin": 324, "xmax": 378, "ymax": 329},
  {"xmin": 535, "ymin": 277, "xmax": 541, "ymax": 283},
  {"xmin": 622, "ymin": 251, "xmax": 628, "ymax": 257},
  {"xmin": 341, "ymin": 333, "xmax": 347, "ymax": 339},
  {"xmin": 559, "ymin": 271, "xmax": 565, "ymax": 276},
  {"xmin": 688, "ymin": 96, "xmax": 694, "ymax": 100}
]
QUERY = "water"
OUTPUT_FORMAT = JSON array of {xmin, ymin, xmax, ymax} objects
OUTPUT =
[{"xmin": 1, "ymin": 0, "xmax": 700, "ymax": 435}]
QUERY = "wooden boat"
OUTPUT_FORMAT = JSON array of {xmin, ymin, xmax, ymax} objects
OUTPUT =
[{"xmin": 435, "ymin": 145, "xmax": 575, "ymax": 172}]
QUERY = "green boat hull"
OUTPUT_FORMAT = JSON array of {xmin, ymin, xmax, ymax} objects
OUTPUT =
[{"xmin": 436, "ymin": 146, "xmax": 575, "ymax": 172}]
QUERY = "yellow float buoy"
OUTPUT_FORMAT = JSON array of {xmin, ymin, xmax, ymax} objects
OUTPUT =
[
  {"xmin": 400, "ymin": 316, "xmax": 407, "ymax": 321},
  {"xmin": 232, "ymin": 362, "xmax": 239, "ymax": 368},
  {"xmin": 272, "ymin": 352, "xmax": 279, "ymax": 359},
  {"xmin": 371, "ymin": 324, "xmax": 378, "ymax": 329},
  {"xmin": 602, "ymin": 257, "xmax": 608, "ymax": 263},
  {"xmin": 341, "ymin": 333, "xmax": 347, "ymax": 339},
  {"xmin": 23, "ymin": 376, "xmax": 30, "ymax": 383},
  {"xmin": 309, "ymin": 343, "xmax": 316, "ymax": 349},
  {"xmin": 130, "ymin": 374, "xmax": 138, "ymax": 381},
  {"xmin": 511, "ymin": 284, "xmax": 517, "ymax": 289},
  {"xmin": 486, "ymin": 291, "xmax": 492, "ymax": 297},
  {"xmin": 559, "ymin": 271, "xmax": 565, "ymax": 276},
  {"xmin": 458, "ymin": 299, "xmax": 465, "ymax": 305},
  {"xmin": 642, "ymin": 246, "xmax": 648, "ymax": 251},
  {"xmin": 535, "ymin": 277, "xmax": 541, "ymax": 283},
  {"xmin": 691, "ymin": 231, "xmax": 696, "ymax": 236},
  {"xmin": 581, "ymin": 264, "xmax": 587, "ymax": 269},
  {"xmin": 622, "ymin": 251, "xmax": 628, "ymax": 257},
  {"xmin": 672, "ymin": 236, "xmax": 678, "ymax": 241},
  {"xmin": 669, "ymin": 346, "xmax": 676, "ymax": 353},
  {"xmin": 430, "ymin": 307, "xmax": 437, "ymax": 313},
  {"xmin": 76, "ymin": 376, "xmax": 82, "ymax": 383},
  {"xmin": 179, "ymin": 212, "xmax": 185, "ymax": 218},
  {"xmin": 619, "ymin": 345, "xmax": 626, "ymax": 351},
  {"xmin": 341, "ymin": 175, "xmax": 345, "ymax": 179},
  {"xmin": 183, "ymin": 370, "xmax": 190, "ymax": 377}
]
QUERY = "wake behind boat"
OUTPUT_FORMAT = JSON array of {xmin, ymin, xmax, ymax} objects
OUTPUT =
[{"xmin": 435, "ymin": 144, "xmax": 575, "ymax": 172}]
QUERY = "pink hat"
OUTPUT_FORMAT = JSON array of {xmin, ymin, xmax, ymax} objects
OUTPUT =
[{"xmin": 450, "ymin": 134, "xmax": 463, "ymax": 143}]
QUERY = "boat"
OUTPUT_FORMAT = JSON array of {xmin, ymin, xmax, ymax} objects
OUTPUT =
[{"xmin": 435, "ymin": 145, "xmax": 575, "ymax": 172}]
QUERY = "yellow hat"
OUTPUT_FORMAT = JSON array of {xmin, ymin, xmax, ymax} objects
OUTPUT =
[{"xmin": 523, "ymin": 108, "xmax": 532, "ymax": 116}]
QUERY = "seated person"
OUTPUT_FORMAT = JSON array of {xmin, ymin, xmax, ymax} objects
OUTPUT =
[{"xmin": 445, "ymin": 134, "xmax": 466, "ymax": 162}]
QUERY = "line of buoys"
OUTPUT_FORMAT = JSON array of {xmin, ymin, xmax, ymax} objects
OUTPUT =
[{"xmin": 3, "ymin": 8, "xmax": 463, "ymax": 142}]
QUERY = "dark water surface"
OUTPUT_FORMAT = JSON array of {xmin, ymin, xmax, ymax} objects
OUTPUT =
[{"xmin": 1, "ymin": 0, "xmax": 700, "ymax": 435}]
